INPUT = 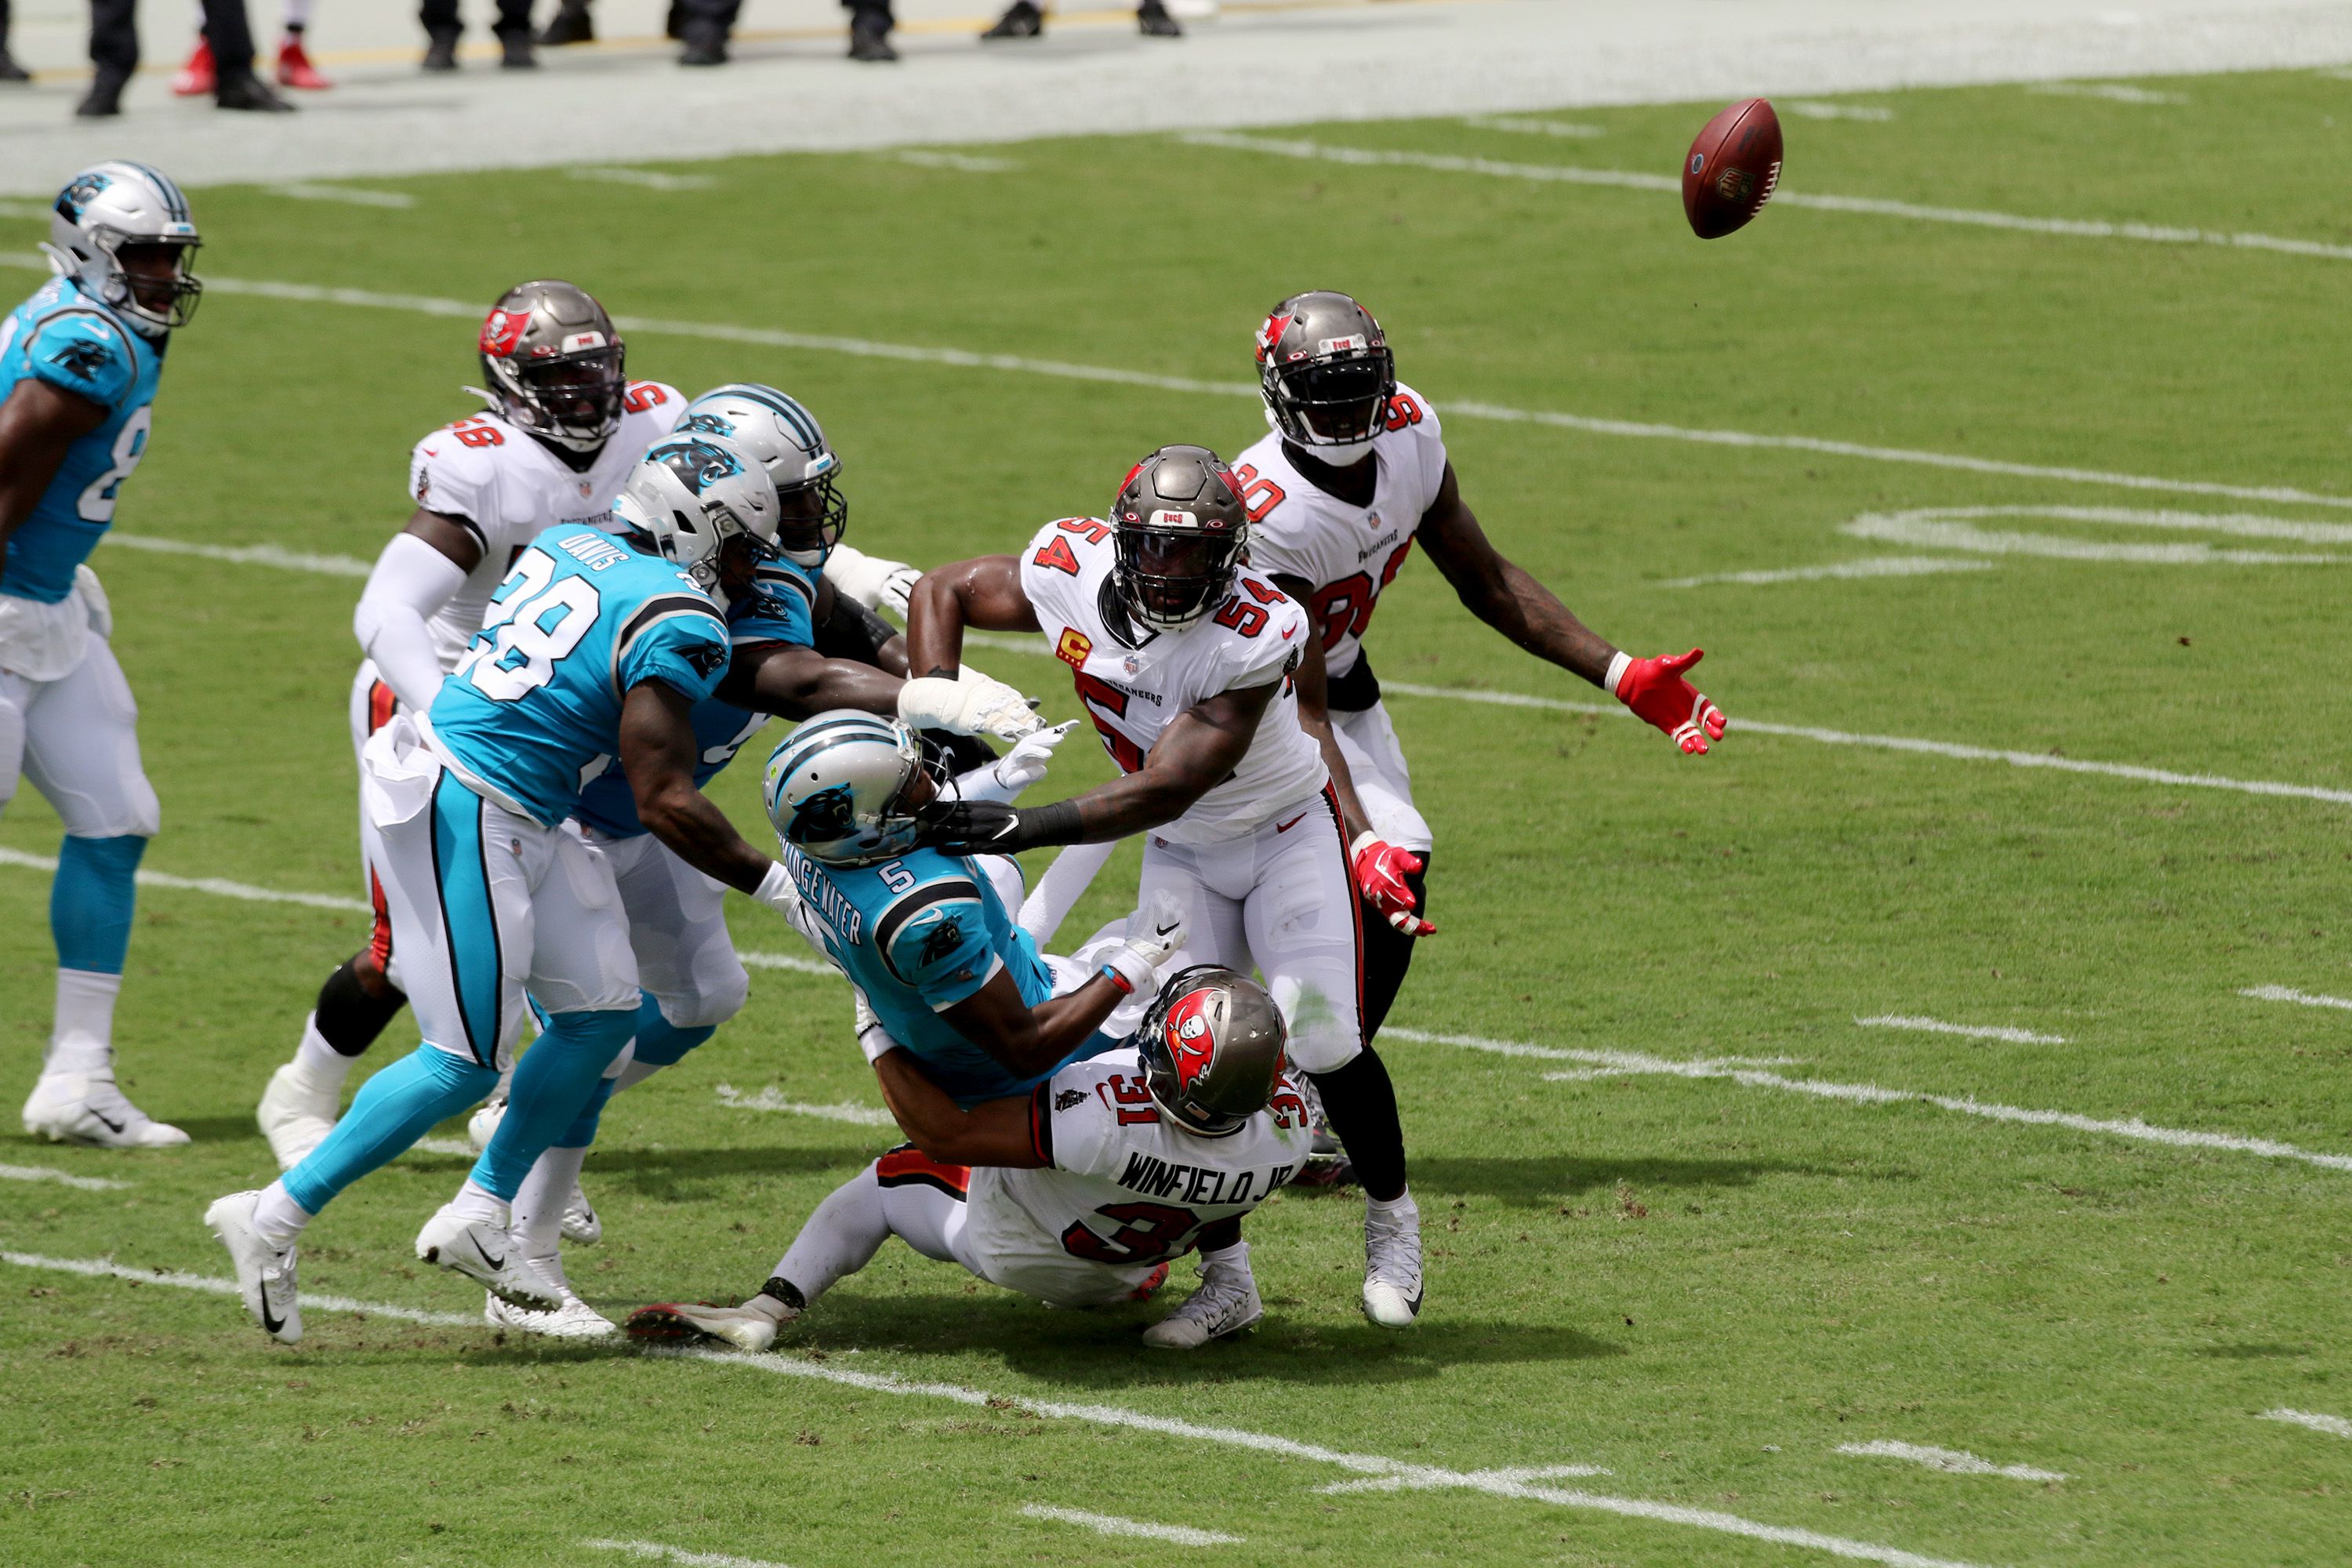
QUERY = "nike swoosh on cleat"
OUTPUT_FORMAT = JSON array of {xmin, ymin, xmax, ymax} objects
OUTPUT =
[
  {"xmin": 472, "ymin": 1237, "xmax": 506, "ymax": 1272},
  {"xmin": 1274, "ymin": 812, "xmax": 1308, "ymax": 833},
  {"xmin": 90, "ymin": 1109, "xmax": 126, "ymax": 1134}
]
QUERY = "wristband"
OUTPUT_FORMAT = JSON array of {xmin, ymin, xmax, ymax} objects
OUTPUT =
[
  {"xmin": 751, "ymin": 860, "xmax": 796, "ymax": 914},
  {"xmin": 858, "ymin": 1023, "xmax": 898, "ymax": 1064},
  {"xmin": 1602, "ymin": 650, "xmax": 1632, "ymax": 699},
  {"xmin": 999, "ymin": 798, "xmax": 1082, "ymax": 855},
  {"xmin": 1350, "ymin": 830, "xmax": 1378, "ymax": 861},
  {"xmin": 1100, "ymin": 962, "xmax": 1135, "ymax": 996}
]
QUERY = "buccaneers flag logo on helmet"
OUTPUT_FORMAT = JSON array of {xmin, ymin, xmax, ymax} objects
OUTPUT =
[{"xmin": 1162, "ymin": 989, "xmax": 1218, "ymax": 1093}]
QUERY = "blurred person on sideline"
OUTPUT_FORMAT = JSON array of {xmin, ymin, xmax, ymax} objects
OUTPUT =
[
  {"xmin": 982, "ymin": 0, "xmax": 1185, "ymax": 39},
  {"xmin": 420, "ymin": 0, "xmax": 535, "ymax": 71},
  {"xmin": 539, "ymin": 0, "xmax": 898, "ymax": 64},
  {"xmin": 82, "ymin": 0, "xmax": 294, "ymax": 115},
  {"xmin": 174, "ymin": 0, "xmax": 333, "ymax": 93},
  {"xmin": 2, "ymin": 1, "xmax": 29, "ymax": 82}
]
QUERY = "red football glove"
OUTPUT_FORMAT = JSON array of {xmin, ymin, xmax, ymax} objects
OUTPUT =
[
  {"xmin": 1607, "ymin": 648, "xmax": 1726, "ymax": 755},
  {"xmin": 1351, "ymin": 833, "xmax": 1435, "ymax": 937}
]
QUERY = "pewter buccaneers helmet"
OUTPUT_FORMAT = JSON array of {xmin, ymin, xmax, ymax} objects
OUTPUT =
[
  {"xmin": 763, "ymin": 711, "xmax": 941, "ymax": 866},
  {"xmin": 677, "ymin": 383, "xmax": 848, "ymax": 568},
  {"xmin": 1254, "ymin": 290, "xmax": 1396, "ymax": 459},
  {"xmin": 477, "ymin": 280, "xmax": 627, "ymax": 453},
  {"xmin": 612, "ymin": 434, "xmax": 782, "ymax": 601},
  {"xmin": 1138, "ymin": 966, "xmax": 1288, "ymax": 1137},
  {"xmin": 44, "ymin": 162, "xmax": 201, "ymax": 337},
  {"xmin": 1109, "ymin": 445, "xmax": 1250, "ymax": 634}
]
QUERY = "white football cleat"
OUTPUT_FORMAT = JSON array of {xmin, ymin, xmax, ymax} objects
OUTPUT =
[
  {"xmin": 485, "ymin": 1272, "xmax": 616, "ymax": 1338},
  {"xmin": 1142, "ymin": 1250, "xmax": 1261, "ymax": 1349},
  {"xmin": 204, "ymin": 1189, "xmax": 302, "ymax": 1343},
  {"xmin": 415, "ymin": 1204, "xmax": 562, "ymax": 1311},
  {"xmin": 466, "ymin": 1096, "xmax": 505, "ymax": 1151},
  {"xmin": 1362, "ymin": 1195, "xmax": 1424, "ymax": 1328},
  {"xmin": 23, "ymin": 1070, "xmax": 189, "ymax": 1148},
  {"xmin": 561, "ymin": 1183, "xmax": 601, "ymax": 1246},
  {"xmin": 622, "ymin": 1301, "xmax": 783, "ymax": 1353},
  {"xmin": 256, "ymin": 1060, "xmax": 339, "ymax": 1170}
]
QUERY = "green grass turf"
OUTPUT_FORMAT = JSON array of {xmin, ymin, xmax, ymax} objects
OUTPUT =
[{"xmin": 5, "ymin": 65, "xmax": 2352, "ymax": 1568}]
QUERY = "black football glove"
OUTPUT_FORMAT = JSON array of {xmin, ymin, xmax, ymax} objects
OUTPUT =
[{"xmin": 913, "ymin": 797, "xmax": 1080, "ymax": 856}]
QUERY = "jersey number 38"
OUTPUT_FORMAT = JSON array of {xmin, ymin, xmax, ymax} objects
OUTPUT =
[{"xmin": 456, "ymin": 546, "xmax": 601, "ymax": 702}]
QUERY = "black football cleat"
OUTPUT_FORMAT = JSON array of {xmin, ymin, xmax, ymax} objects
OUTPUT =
[
  {"xmin": 499, "ymin": 31, "xmax": 537, "ymax": 67},
  {"xmin": 1137, "ymin": 0, "xmax": 1182, "ymax": 35},
  {"xmin": 982, "ymin": 1, "xmax": 1044, "ymax": 38},
  {"xmin": 420, "ymin": 30, "xmax": 459, "ymax": 70},
  {"xmin": 75, "ymin": 71, "xmax": 126, "ymax": 116},
  {"xmin": 848, "ymin": 11, "xmax": 897, "ymax": 60},
  {"xmin": 677, "ymin": 21, "xmax": 728, "ymax": 64},
  {"xmin": 215, "ymin": 71, "xmax": 296, "ymax": 111},
  {"xmin": 537, "ymin": 1, "xmax": 595, "ymax": 45},
  {"xmin": 0, "ymin": 49, "xmax": 31, "ymax": 83}
]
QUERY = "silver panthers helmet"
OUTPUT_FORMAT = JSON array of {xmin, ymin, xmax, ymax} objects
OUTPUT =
[
  {"xmin": 764, "ymin": 711, "xmax": 942, "ymax": 866},
  {"xmin": 1137, "ymin": 965, "xmax": 1289, "ymax": 1137},
  {"xmin": 677, "ymin": 383, "xmax": 847, "ymax": 568},
  {"xmin": 612, "ymin": 433, "xmax": 781, "ymax": 603},
  {"xmin": 477, "ymin": 280, "xmax": 626, "ymax": 453},
  {"xmin": 44, "ymin": 162, "xmax": 201, "ymax": 338}
]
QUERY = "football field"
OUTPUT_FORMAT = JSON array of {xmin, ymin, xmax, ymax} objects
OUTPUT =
[{"xmin": 9, "ymin": 66, "xmax": 2352, "ymax": 1568}]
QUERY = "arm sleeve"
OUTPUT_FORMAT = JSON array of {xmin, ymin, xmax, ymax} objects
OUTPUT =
[
  {"xmin": 1046, "ymin": 1075, "xmax": 1120, "ymax": 1177},
  {"xmin": 731, "ymin": 562, "xmax": 817, "ymax": 648},
  {"xmin": 616, "ymin": 599, "xmax": 731, "ymax": 704},
  {"xmin": 881, "ymin": 890, "xmax": 1002, "ymax": 1012},
  {"xmin": 813, "ymin": 592, "xmax": 899, "ymax": 666},
  {"xmin": 352, "ymin": 532, "xmax": 469, "ymax": 713},
  {"xmin": 24, "ymin": 312, "xmax": 136, "ymax": 410}
]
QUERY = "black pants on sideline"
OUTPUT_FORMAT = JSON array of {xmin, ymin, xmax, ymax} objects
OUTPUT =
[
  {"xmin": 419, "ymin": 0, "xmax": 535, "ymax": 39},
  {"xmin": 92, "ymin": 0, "xmax": 258, "ymax": 75}
]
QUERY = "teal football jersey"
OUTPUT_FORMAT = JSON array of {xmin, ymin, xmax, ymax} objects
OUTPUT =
[
  {"xmin": 783, "ymin": 843, "xmax": 1111, "ymax": 1105},
  {"xmin": 0, "ymin": 278, "xmax": 165, "ymax": 604},
  {"xmin": 572, "ymin": 557, "xmax": 816, "ymax": 839},
  {"xmin": 427, "ymin": 526, "xmax": 730, "ymax": 826}
]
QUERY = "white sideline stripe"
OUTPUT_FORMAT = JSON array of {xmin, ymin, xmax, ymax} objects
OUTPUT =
[
  {"xmin": 107, "ymin": 532, "xmax": 374, "ymax": 577},
  {"xmin": 1844, "ymin": 503, "xmax": 2352, "ymax": 546},
  {"xmin": 0, "ymin": 845, "xmax": 372, "ymax": 914},
  {"xmin": 568, "ymin": 166, "xmax": 718, "ymax": 191},
  {"xmin": 1320, "ymin": 1462, "xmax": 1612, "ymax": 1494},
  {"xmin": 1835, "ymin": 1442, "xmax": 2068, "ymax": 1483},
  {"xmin": 0, "ymin": 199, "xmax": 50, "ymax": 219},
  {"xmin": 1461, "ymin": 115, "xmax": 1606, "ymax": 137},
  {"xmin": 411, "ymin": 1136, "xmax": 474, "ymax": 1156},
  {"xmin": 713, "ymin": 1084, "xmax": 895, "ymax": 1127},
  {"xmin": 2240, "ymin": 985, "xmax": 2352, "ymax": 1012},
  {"xmin": 270, "ymin": 183, "xmax": 417, "ymax": 209},
  {"xmin": 1842, "ymin": 510, "xmax": 2346, "ymax": 565},
  {"xmin": 665, "ymin": 1346, "xmax": 1994, "ymax": 1568},
  {"xmin": 1856, "ymin": 1014, "xmax": 2068, "ymax": 1046},
  {"xmin": 894, "ymin": 150, "xmax": 1018, "ymax": 172},
  {"xmin": 2260, "ymin": 1408, "xmax": 2352, "ymax": 1440},
  {"xmin": 1019, "ymin": 1504, "xmax": 1242, "ymax": 1546},
  {"xmin": 0, "ymin": 1163, "xmax": 129, "ymax": 1192},
  {"xmin": 1781, "ymin": 101, "xmax": 1896, "ymax": 122},
  {"xmin": 1179, "ymin": 132, "xmax": 2352, "ymax": 267},
  {"xmin": 0, "ymin": 1249, "xmax": 477, "ymax": 1327},
  {"xmin": 1381, "ymin": 1026, "xmax": 2352, "ymax": 1174},
  {"xmin": 1662, "ymin": 557, "xmax": 1994, "ymax": 588},
  {"xmin": 585, "ymin": 1541, "xmax": 790, "ymax": 1568},
  {"xmin": 738, "ymin": 948, "xmax": 835, "ymax": 977},
  {"xmin": 7, "ymin": 252, "xmax": 2345, "ymax": 512},
  {"xmin": 2028, "ymin": 82, "xmax": 2185, "ymax": 104}
]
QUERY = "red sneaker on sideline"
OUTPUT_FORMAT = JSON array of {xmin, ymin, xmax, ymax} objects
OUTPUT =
[
  {"xmin": 276, "ymin": 36, "xmax": 332, "ymax": 89},
  {"xmin": 170, "ymin": 36, "xmax": 216, "ymax": 96}
]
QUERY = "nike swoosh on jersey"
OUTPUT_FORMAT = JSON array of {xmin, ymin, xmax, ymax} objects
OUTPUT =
[{"xmin": 1274, "ymin": 812, "xmax": 1308, "ymax": 833}]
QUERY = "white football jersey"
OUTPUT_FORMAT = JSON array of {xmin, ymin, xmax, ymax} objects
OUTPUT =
[
  {"xmin": 964, "ymin": 1047, "xmax": 1314, "ymax": 1303},
  {"xmin": 1233, "ymin": 381, "xmax": 1449, "ymax": 684},
  {"xmin": 402, "ymin": 380, "xmax": 686, "ymax": 667},
  {"xmin": 1018, "ymin": 514, "xmax": 1327, "ymax": 844}
]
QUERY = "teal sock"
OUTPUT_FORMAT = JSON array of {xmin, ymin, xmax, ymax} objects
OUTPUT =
[
  {"xmin": 469, "ymin": 1008, "xmax": 634, "ymax": 1201},
  {"xmin": 628, "ymin": 990, "xmax": 714, "ymax": 1067},
  {"xmin": 281, "ymin": 1046, "xmax": 499, "ymax": 1214}
]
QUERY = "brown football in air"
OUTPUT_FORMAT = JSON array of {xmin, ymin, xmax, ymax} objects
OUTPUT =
[{"xmin": 1682, "ymin": 98, "xmax": 1783, "ymax": 238}]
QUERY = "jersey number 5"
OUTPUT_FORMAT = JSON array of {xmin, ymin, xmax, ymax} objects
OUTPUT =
[{"xmin": 457, "ymin": 547, "xmax": 602, "ymax": 702}]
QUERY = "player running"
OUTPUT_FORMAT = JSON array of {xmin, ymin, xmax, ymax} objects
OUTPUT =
[
  {"xmin": 5, "ymin": 163, "xmax": 203, "ymax": 1149},
  {"xmin": 1234, "ymin": 290, "xmax": 1729, "ymax": 1033},
  {"xmin": 626, "ymin": 975, "xmax": 1303, "ymax": 1348},
  {"xmin": 203, "ymin": 434, "xmax": 818, "ymax": 1343},
  {"xmin": 901, "ymin": 445, "xmax": 1431, "ymax": 1327}
]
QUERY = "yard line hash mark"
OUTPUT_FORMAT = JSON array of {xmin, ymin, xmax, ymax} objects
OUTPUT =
[
  {"xmin": 567, "ymin": 166, "xmax": 718, "ymax": 191},
  {"xmin": 1018, "ymin": 1504, "xmax": 1242, "ymax": 1546},
  {"xmin": 1781, "ymin": 100, "xmax": 1896, "ymax": 121},
  {"xmin": 270, "ymin": 183, "xmax": 417, "ymax": 209},
  {"xmin": 584, "ymin": 1540, "xmax": 793, "ymax": 1568},
  {"xmin": 11, "ymin": 253, "xmax": 2349, "ymax": 513},
  {"xmin": 1180, "ymin": 132, "xmax": 2352, "ymax": 265},
  {"xmin": 1836, "ymin": 1441, "xmax": 2069, "ymax": 1483},
  {"xmin": 737, "ymin": 949, "xmax": 835, "ymax": 976},
  {"xmin": 1664, "ymin": 557, "xmax": 1994, "ymax": 588},
  {"xmin": 2028, "ymin": 81, "xmax": 2185, "ymax": 104},
  {"xmin": 2260, "ymin": 1409, "xmax": 2352, "ymax": 1440},
  {"xmin": 1461, "ymin": 114, "xmax": 1606, "ymax": 136},
  {"xmin": 108, "ymin": 532, "xmax": 372, "ymax": 577},
  {"xmin": 1320, "ymin": 1462, "xmax": 1613, "ymax": 1494},
  {"xmin": 1383, "ymin": 1027, "xmax": 2352, "ymax": 1174},
  {"xmin": 0, "ymin": 846, "xmax": 371, "ymax": 913},
  {"xmin": 1842, "ymin": 505, "xmax": 2352, "ymax": 564},
  {"xmin": 893, "ymin": 150, "xmax": 1018, "ymax": 172},
  {"xmin": 0, "ymin": 1163, "xmax": 129, "ymax": 1192},
  {"xmin": 713, "ymin": 1085, "xmax": 897, "ymax": 1127},
  {"xmin": 1856, "ymin": 1015, "xmax": 2068, "ymax": 1046},
  {"xmin": 0, "ymin": 1250, "xmax": 477, "ymax": 1327},
  {"xmin": 2238, "ymin": 985, "xmax": 2352, "ymax": 1011}
]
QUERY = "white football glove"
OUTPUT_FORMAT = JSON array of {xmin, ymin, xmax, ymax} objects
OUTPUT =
[
  {"xmin": 897, "ymin": 669, "xmax": 1042, "ymax": 742},
  {"xmin": 953, "ymin": 720, "xmax": 1075, "ymax": 804},
  {"xmin": 823, "ymin": 544, "xmax": 923, "ymax": 617},
  {"xmin": 1103, "ymin": 889, "xmax": 1188, "ymax": 996}
]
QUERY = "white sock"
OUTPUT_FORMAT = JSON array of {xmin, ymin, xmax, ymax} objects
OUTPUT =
[
  {"xmin": 252, "ymin": 1181, "xmax": 313, "ymax": 1249},
  {"xmin": 613, "ymin": 1058, "xmax": 662, "ymax": 1094},
  {"xmin": 448, "ymin": 1178, "xmax": 506, "ymax": 1227},
  {"xmin": 512, "ymin": 1143, "xmax": 589, "ymax": 1267},
  {"xmin": 292, "ymin": 1014, "xmax": 355, "ymax": 1088},
  {"xmin": 45, "ymin": 969, "xmax": 122, "ymax": 1077},
  {"xmin": 1367, "ymin": 1185, "xmax": 1416, "ymax": 1218},
  {"xmin": 1200, "ymin": 1240, "xmax": 1249, "ymax": 1271}
]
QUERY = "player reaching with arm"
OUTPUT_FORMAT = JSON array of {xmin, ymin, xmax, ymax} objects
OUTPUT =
[
  {"xmin": 899, "ymin": 446, "xmax": 1429, "ymax": 1327},
  {"xmin": 5, "ymin": 164, "xmax": 202, "ymax": 1149},
  {"xmin": 626, "ymin": 966, "xmax": 1307, "ymax": 1352},
  {"xmin": 1234, "ymin": 291, "xmax": 1727, "ymax": 1033},
  {"xmin": 202, "ymin": 434, "xmax": 822, "ymax": 1343}
]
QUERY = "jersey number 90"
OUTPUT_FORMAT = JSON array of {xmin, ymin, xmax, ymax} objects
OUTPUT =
[{"xmin": 456, "ymin": 547, "xmax": 601, "ymax": 702}]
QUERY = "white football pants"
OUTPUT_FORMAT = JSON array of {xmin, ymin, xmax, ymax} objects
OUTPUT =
[
  {"xmin": 589, "ymin": 826, "xmax": 751, "ymax": 1032},
  {"xmin": 1331, "ymin": 699, "xmax": 1430, "ymax": 854},
  {"xmin": 0, "ymin": 634, "xmax": 158, "ymax": 839}
]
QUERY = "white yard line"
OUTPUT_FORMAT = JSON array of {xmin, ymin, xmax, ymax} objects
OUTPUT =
[
  {"xmin": 1320, "ymin": 1462, "xmax": 1612, "ymax": 1494},
  {"xmin": 0, "ymin": 1163, "xmax": 130, "ymax": 1192},
  {"xmin": 0, "ymin": 846, "xmax": 372, "ymax": 914},
  {"xmin": 1018, "ymin": 1504, "xmax": 1241, "ymax": 1546},
  {"xmin": 1856, "ymin": 1015, "xmax": 2068, "ymax": 1046},
  {"xmin": 568, "ymin": 167, "xmax": 719, "ymax": 191},
  {"xmin": 1781, "ymin": 101, "xmax": 1896, "ymax": 122},
  {"xmin": 107, "ymin": 532, "xmax": 373, "ymax": 577},
  {"xmin": 584, "ymin": 1541, "xmax": 792, "ymax": 1568},
  {"xmin": 0, "ymin": 1249, "xmax": 478, "ymax": 1327},
  {"xmin": 11, "ymin": 252, "xmax": 2348, "ymax": 513},
  {"xmin": 270, "ymin": 183, "xmax": 418, "ymax": 209},
  {"xmin": 1461, "ymin": 115, "xmax": 1606, "ymax": 137},
  {"xmin": 893, "ymin": 150, "xmax": 1018, "ymax": 172},
  {"xmin": 713, "ymin": 1085, "xmax": 895, "ymax": 1127},
  {"xmin": 411, "ymin": 1137, "xmax": 474, "ymax": 1156},
  {"xmin": 2239, "ymin": 985, "xmax": 2352, "ymax": 1011},
  {"xmin": 1662, "ymin": 557, "xmax": 1994, "ymax": 588},
  {"xmin": 1382, "ymin": 1026, "xmax": 2352, "ymax": 1174},
  {"xmin": 1835, "ymin": 1441, "xmax": 2068, "ymax": 1482},
  {"xmin": 738, "ymin": 949, "xmax": 834, "ymax": 977},
  {"xmin": 1180, "ymin": 132, "xmax": 2352, "ymax": 265},
  {"xmin": 1842, "ymin": 505, "xmax": 2352, "ymax": 564},
  {"xmin": 2028, "ymin": 82, "xmax": 2186, "ymax": 104},
  {"xmin": 2259, "ymin": 1408, "xmax": 2352, "ymax": 1440}
]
